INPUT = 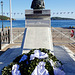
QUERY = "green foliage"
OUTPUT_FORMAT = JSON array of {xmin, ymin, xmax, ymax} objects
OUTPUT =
[
  {"xmin": 0, "ymin": 15, "xmax": 15, "ymax": 20},
  {"xmin": 2, "ymin": 62, "xmax": 16, "ymax": 75},
  {"xmin": 2, "ymin": 48, "xmax": 62, "ymax": 75},
  {"xmin": 45, "ymin": 61, "xmax": 54, "ymax": 75},
  {"xmin": 51, "ymin": 17, "xmax": 75, "ymax": 20}
]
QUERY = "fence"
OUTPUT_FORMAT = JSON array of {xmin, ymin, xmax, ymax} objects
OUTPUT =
[
  {"xmin": 12, "ymin": 27, "xmax": 75, "ymax": 46},
  {"xmin": 52, "ymin": 27, "xmax": 75, "ymax": 45},
  {"xmin": 0, "ymin": 29, "xmax": 10, "ymax": 49},
  {"xmin": 13, "ymin": 28, "xmax": 25, "ymax": 44}
]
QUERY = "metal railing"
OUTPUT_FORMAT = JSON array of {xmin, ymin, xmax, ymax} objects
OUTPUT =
[
  {"xmin": 52, "ymin": 27, "xmax": 75, "ymax": 45},
  {"xmin": 13, "ymin": 28, "xmax": 24, "ymax": 43},
  {"xmin": 0, "ymin": 29, "xmax": 10, "ymax": 49},
  {"xmin": 12, "ymin": 27, "xmax": 75, "ymax": 46}
]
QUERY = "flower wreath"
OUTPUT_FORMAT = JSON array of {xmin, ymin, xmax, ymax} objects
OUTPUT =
[{"xmin": 2, "ymin": 48, "xmax": 64, "ymax": 75}]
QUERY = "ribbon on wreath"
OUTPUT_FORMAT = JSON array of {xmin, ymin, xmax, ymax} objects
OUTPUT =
[
  {"xmin": 50, "ymin": 60, "xmax": 65, "ymax": 75},
  {"xmin": 31, "ymin": 62, "xmax": 49, "ymax": 75},
  {"xmin": 19, "ymin": 55, "xmax": 27, "ymax": 63},
  {"xmin": 12, "ymin": 64, "xmax": 21, "ymax": 75},
  {"xmin": 30, "ymin": 50, "xmax": 48, "ymax": 60}
]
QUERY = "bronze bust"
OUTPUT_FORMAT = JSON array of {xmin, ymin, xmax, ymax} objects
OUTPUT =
[{"xmin": 31, "ymin": 0, "xmax": 45, "ymax": 9}]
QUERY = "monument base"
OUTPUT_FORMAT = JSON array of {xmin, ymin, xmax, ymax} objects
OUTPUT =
[
  {"xmin": 21, "ymin": 9, "xmax": 53, "ymax": 54},
  {"xmin": 21, "ymin": 27, "xmax": 53, "ymax": 54}
]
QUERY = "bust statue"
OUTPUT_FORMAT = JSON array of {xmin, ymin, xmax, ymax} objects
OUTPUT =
[{"xmin": 31, "ymin": 0, "xmax": 45, "ymax": 9}]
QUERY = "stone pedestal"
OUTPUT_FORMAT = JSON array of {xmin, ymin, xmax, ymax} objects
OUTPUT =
[
  {"xmin": 25, "ymin": 10, "xmax": 51, "ymax": 27},
  {"xmin": 21, "ymin": 9, "xmax": 53, "ymax": 54}
]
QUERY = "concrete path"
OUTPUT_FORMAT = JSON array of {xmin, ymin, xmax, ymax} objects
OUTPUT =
[
  {"xmin": 54, "ymin": 46, "xmax": 75, "ymax": 75},
  {"xmin": 0, "ymin": 46, "xmax": 75, "ymax": 75},
  {"xmin": 0, "ymin": 46, "xmax": 21, "ymax": 75}
]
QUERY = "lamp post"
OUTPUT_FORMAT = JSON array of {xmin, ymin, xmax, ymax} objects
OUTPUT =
[
  {"xmin": 9, "ymin": 0, "xmax": 13, "ymax": 43},
  {"xmin": 1, "ymin": 1, "xmax": 3, "ymax": 31}
]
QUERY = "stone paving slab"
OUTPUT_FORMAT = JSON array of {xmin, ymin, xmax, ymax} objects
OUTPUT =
[
  {"xmin": 0, "ymin": 46, "xmax": 21, "ymax": 75},
  {"xmin": 54, "ymin": 46, "xmax": 75, "ymax": 75}
]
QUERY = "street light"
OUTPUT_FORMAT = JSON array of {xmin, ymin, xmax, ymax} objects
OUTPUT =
[{"xmin": 1, "ymin": 1, "xmax": 3, "ymax": 31}]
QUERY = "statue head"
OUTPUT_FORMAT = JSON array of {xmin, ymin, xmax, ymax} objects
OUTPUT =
[{"xmin": 31, "ymin": 0, "xmax": 45, "ymax": 9}]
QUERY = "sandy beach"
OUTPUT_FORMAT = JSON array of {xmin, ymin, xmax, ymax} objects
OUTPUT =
[{"xmin": 0, "ymin": 27, "xmax": 75, "ymax": 55}]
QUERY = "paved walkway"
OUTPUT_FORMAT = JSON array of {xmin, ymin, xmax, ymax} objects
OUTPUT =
[
  {"xmin": 54, "ymin": 46, "xmax": 75, "ymax": 75},
  {"xmin": 0, "ymin": 46, "xmax": 75, "ymax": 75},
  {"xmin": 0, "ymin": 46, "xmax": 21, "ymax": 75}
]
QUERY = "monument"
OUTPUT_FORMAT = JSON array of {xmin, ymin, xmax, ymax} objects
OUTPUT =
[
  {"xmin": 21, "ymin": 0, "xmax": 53, "ymax": 54},
  {"xmin": 31, "ymin": 0, "xmax": 45, "ymax": 9}
]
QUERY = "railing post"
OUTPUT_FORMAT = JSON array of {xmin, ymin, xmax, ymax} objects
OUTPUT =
[
  {"xmin": 69, "ymin": 30, "xmax": 70, "ymax": 42},
  {"xmin": 8, "ymin": 29, "xmax": 10, "ymax": 43},
  {"xmin": 3, "ymin": 31, "xmax": 4, "ymax": 42},
  {"xmin": 61, "ymin": 30, "xmax": 62, "ymax": 40},
  {"xmin": 0, "ymin": 32, "xmax": 1, "ymax": 50},
  {"xmin": 6, "ymin": 31, "xmax": 7, "ymax": 42}
]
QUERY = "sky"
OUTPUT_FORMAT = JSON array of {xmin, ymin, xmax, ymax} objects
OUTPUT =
[{"xmin": 0, "ymin": 0, "xmax": 75, "ymax": 20}]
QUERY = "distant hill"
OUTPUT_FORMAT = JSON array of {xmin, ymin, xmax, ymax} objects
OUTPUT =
[
  {"xmin": 0, "ymin": 15, "xmax": 15, "ymax": 20},
  {"xmin": 51, "ymin": 17, "xmax": 75, "ymax": 20}
]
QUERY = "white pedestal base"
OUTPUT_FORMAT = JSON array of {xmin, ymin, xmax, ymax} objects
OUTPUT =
[{"xmin": 21, "ymin": 27, "xmax": 53, "ymax": 54}]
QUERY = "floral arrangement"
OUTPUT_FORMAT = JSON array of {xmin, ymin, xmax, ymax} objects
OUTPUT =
[{"xmin": 2, "ymin": 48, "xmax": 65, "ymax": 75}]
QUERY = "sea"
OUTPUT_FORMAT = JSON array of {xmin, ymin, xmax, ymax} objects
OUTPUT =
[{"xmin": 0, "ymin": 20, "xmax": 75, "ymax": 28}]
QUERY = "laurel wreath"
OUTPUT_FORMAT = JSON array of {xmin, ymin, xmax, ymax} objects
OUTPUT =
[{"xmin": 2, "ymin": 48, "xmax": 62, "ymax": 75}]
